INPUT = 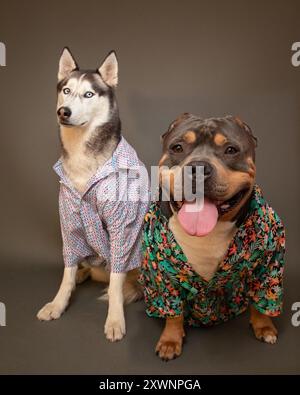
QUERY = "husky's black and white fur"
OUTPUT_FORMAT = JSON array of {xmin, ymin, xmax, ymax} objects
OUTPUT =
[{"xmin": 37, "ymin": 48, "xmax": 143, "ymax": 341}]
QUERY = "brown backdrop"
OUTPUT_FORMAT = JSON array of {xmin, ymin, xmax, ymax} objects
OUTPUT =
[
  {"xmin": 0, "ymin": 0, "xmax": 299, "ymax": 374},
  {"xmin": 1, "ymin": 0, "xmax": 299, "ymax": 267}
]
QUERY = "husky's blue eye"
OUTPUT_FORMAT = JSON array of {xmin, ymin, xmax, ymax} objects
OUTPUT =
[
  {"xmin": 84, "ymin": 91, "xmax": 94, "ymax": 98},
  {"xmin": 63, "ymin": 88, "xmax": 70, "ymax": 95}
]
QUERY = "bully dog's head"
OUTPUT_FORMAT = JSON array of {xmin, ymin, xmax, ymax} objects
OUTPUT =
[
  {"xmin": 159, "ymin": 113, "xmax": 257, "ymax": 234},
  {"xmin": 56, "ymin": 47, "xmax": 119, "ymax": 128}
]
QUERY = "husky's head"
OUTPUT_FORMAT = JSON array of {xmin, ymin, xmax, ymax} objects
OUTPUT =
[{"xmin": 56, "ymin": 47, "xmax": 118, "ymax": 128}]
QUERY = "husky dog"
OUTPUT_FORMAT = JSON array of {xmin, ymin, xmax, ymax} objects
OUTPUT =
[{"xmin": 37, "ymin": 48, "xmax": 148, "ymax": 341}]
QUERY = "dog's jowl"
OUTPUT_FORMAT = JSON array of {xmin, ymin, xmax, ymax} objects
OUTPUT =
[
  {"xmin": 37, "ymin": 48, "xmax": 149, "ymax": 342},
  {"xmin": 139, "ymin": 113, "xmax": 285, "ymax": 360}
]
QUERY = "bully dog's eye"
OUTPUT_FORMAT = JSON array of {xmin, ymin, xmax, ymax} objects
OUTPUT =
[
  {"xmin": 225, "ymin": 146, "xmax": 239, "ymax": 155},
  {"xmin": 84, "ymin": 91, "xmax": 95, "ymax": 98},
  {"xmin": 63, "ymin": 88, "xmax": 71, "ymax": 95},
  {"xmin": 171, "ymin": 144, "xmax": 184, "ymax": 153}
]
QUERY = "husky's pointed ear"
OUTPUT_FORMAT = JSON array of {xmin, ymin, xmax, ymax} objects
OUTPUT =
[
  {"xmin": 58, "ymin": 47, "xmax": 78, "ymax": 81},
  {"xmin": 98, "ymin": 51, "xmax": 118, "ymax": 88}
]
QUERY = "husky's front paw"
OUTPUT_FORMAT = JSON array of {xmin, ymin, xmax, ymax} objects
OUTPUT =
[
  {"xmin": 37, "ymin": 302, "xmax": 66, "ymax": 321},
  {"xmin": 104, "ymin": 315, "xmax": 126, "ymax": 342}
]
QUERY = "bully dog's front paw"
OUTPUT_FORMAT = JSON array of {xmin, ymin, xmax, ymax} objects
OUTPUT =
[
  {"xmin": 155, "ymin": 315, "xmax": 185, "ymax": 361},
  {"xmin": 37, "ymin": 302, "xmax": 65, "ymax": 321},
  {"xmin": 155, "ymin": 338, "xmax": 183, "ymax": 361},
  {"xmin": 104, "ymin": 315, "xmax": 126, "ymax": 342},
  {"xmin": 253, "ymin": 325, "xmax": 278, "ymax": 344},
  {"xmin": 250, "ymin": 305, "xmax": 278, "ymax": 344}
]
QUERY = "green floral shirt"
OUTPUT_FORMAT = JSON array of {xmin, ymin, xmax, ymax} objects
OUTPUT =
[{"xmin": 139, "ymin": 185, "xmax": 285, "ymax": 326}]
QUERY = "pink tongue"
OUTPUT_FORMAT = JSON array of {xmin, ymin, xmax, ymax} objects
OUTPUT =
[{"xmin": 177, "ymin": 198, "xmax": 218, "ymax": 237}]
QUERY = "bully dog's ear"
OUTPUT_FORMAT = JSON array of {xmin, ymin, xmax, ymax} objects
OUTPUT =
[
  {"xmin": 161, "ymin": 112, "xmax": 193, "ymax": 143},
  {"xmin": 98, "ymin": 50, "xmax": 118, "ymax": 88},
  {"xmin": 230, "ymin": 116, "xmax": 258, "ymax": 148},
  {"xmin": 58, "ymin": 47, "xmax": 78, "ymax": 81},
  {"xmin": 242, "ymin": 120, "xmax": 258, "ymax": 148}
]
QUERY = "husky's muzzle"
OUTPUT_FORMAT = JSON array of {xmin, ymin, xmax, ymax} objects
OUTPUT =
[{"xmin": 57, "ymin": 106, "xmax": 72, "ymax": 125}]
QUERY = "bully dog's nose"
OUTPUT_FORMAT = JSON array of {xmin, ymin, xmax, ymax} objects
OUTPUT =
[
  {"xmin": 57, "ymin": 106, "xmax": 72, "ymax": 120},
  {"xmin": 188, "ymin": 160, "xmax": 214, "ymax": 179}
]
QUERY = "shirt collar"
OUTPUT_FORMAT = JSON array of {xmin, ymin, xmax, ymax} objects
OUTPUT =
[
  {"xmin": 53, "ymin": 136, "xmax": 141, "ymax": 194},
  {"xmin": 160, "ymin": 183, "xmax": 269, "ymax": 259},
  {"xmin": 146, "ymin": 184, "xmax": 272, "ymax": 291},
  {"xmin": 248, "ymin": 184, "xmax": 266, "ymax": 213}
]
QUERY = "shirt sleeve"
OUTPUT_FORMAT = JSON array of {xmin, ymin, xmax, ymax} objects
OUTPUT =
[
  {"xmin": 139, "ymin": 255, "xmax": 185, "ymax": 318},
  {"xmin": 97, "ymin": 171, "xmax": 149, "ymax": 273},
  {"xmin": 139, "ymin": 210, "xmax": 185, "ymax": 318},
  {"xmin": 59, "ymin": 184, "xmax": 94, "ymax": 267},
  {"xmin": 249, "ymin": 218, "xmax": 285, "ymax": 317}
]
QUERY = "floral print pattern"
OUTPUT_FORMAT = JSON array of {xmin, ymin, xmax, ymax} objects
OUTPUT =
[{"xmin": 139, "ymin": 185, "xmax": 285, "ymax": 326}]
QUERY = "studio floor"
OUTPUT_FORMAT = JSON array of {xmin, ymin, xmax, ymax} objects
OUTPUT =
[{"xmin": 0, "ymin": 262, "xmax": 299, "ymax": 375}]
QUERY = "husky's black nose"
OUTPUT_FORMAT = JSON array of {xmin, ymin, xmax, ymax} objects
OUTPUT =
[{"xmin": 57, "ymin": 106, "xmax": 71, "ymax": 120}]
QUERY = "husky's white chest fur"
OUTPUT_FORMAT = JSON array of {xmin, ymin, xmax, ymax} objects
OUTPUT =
[
  {"xmin": 60, "ymin": 126, "xmax": 114, "ymax": 193},
  {"xmin": 169, "ymin": 214, "xmax": 237, "ymax": 281}
]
